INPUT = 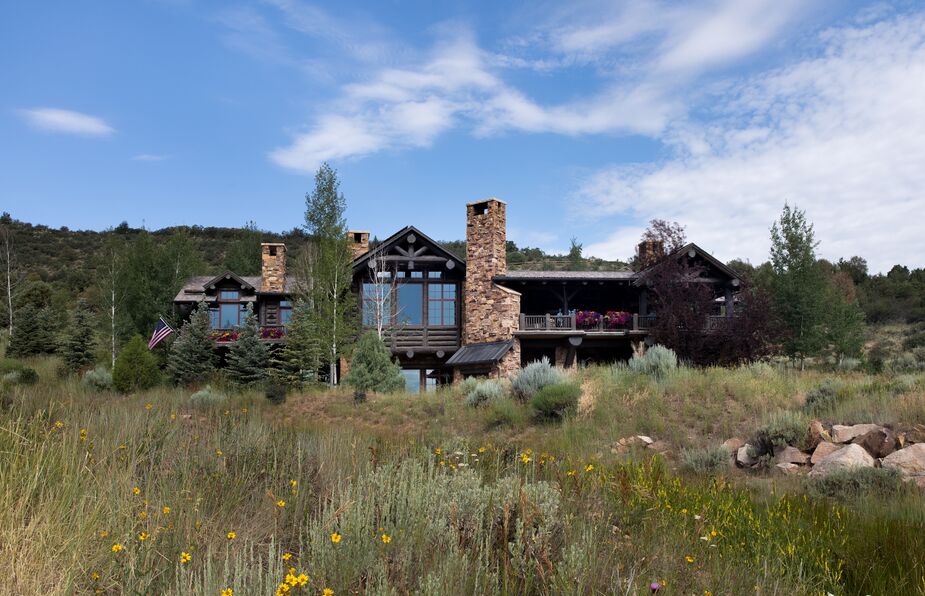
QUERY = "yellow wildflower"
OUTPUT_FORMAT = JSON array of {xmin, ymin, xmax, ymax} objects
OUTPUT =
[
  {"xmin": 331, "ymin": 532, "xmax": 342, "ymax": 544},
  {"xmin": 276, "ymin": 583, "xmax": 290, "ymax": 595},
  {"xmin": 685, "ymin": 555, "xmax": 695, "ymax": 564},
  {"xmin": 90, "ymin": 572, "xmax": 100, "ymax": 581},
  {"xmin": 162, "ymin": 506, "xmax": 171, "ymax": 515},
  {"xmin": 323, "ymin": 589, "xmax": 334, "ymax": 596},
  {"xmin": 139, "ymin": 511, "xmax": 148, "ymax": 520},
  {"xmin": 381, "ymin": 533, "xmax": 392, "ymax": 544},
  {"xmin": 99, "ymin": 530, "xmax": 108, "ymax": 539},
  {"xmin": 144, "ymin": 403, "xmax": 153, "ymax": 410},
  {"xmin": 180, "ymin": 551, "xmax": 191, "ymax": 564},
  {"xmin": 276, "ymin": 500, "xmax": 286, "ymax": 508},
  {"xmin": 170, "ymin": 413, "xmax": 177, "ymax": 420},
  {"xmin": 119, "ymin": 444, "xmax": 127, "ymax": 450},
  {"xmin": 478, "ymin": 447, "xmax": 486, "ymax": 453},
  {"xmin": 241, "ymin": 407, "xmax": 248, "ymax": 414},
  {"xmin": 54, "ymin": 421, "xmax": 64, "ymax": 429},
  {"xmin": 132, "ymin": 486, "xmax": 141, "ymax": 495},
  {"xmin": 227, "ymin": 531, "xmax": 237, "ymax": 540},
  {"xmin": 282, "ymin": 552, "xmax": 292, "ymax": 561},
  {"xmin": 222, "ymin": 589, "xmax": 233, "ymax": 596},
  {"xmin": 584, "ymin": 464, "xmax": 594, "ymax": 472},
  {"xmin": 285, "ymin": 573, "xmax": 298, "ymax": 586},
  {"xmin": 434, "ymin": 448, "xmax": 442, "ymax": 455},
  {"xmin": 111, "ymin": 543, "xmax": 123, "ymax": 553},
  {"xmin": 296, "ymin": 574, "xmax": 309, "ymax": 586},
  {"xmin": 290, "ymin": 479, "xmax": 298, "ymax": 487},
  {"xmin": 567, "ymin": 470, "xmax": 576, "ymax": 476},
  {"xmin": 216, "ymin": 449, "xmax": 223, "ymax": 457},
  {"xmin": 138, "ymin": 531, "xmax": 149, "ymax": 542},
  {"xmin": 521, "ymin": 454, "xmax": 531, "ymax": 464}
]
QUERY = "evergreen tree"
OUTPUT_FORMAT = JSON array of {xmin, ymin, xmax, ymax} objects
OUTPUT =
[
  {"xmin": 224, "ymin": 221, "xmax": 262, "ymax": 275},
  {"xmin": 7, "ymin": 304, "xmax": 54, "ymax": 357},
  {"xmin": 226, "ymin": 305, "xmax": 269, "ymax": 387},
  {"xmin": 60, "ymin": 299, "xmax": 97, "ymax": 373},
  {"xmin": 567, "ymin": 237, "xmax": 586, "ymax": 271},
  {"xmin": 825, "ymin": 288, "xmax": 866, "ymax": 364},
  {"xmin": 167, "ymin": 302, "xmax": 216, "ymax": 385},
  {"xmin": 112, "ymin": 335, "xmax": 160, "ymax": 393},
  {"xmin": 304, "ymin": 163, "xmax": 357, "ymax": 384},
  {"xmin": 270, "ymin": 301, "xmax": 320, "ymax": 388},
  {"xmin": 769, "ymin": 204, "xmax": 829, "ymax": 364},
  {"xmin": 344, "ymin": 331, "xmax": 404, "ymax": 393}
]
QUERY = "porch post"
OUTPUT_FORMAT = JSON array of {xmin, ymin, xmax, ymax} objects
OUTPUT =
[
  {"xmin": 724, "ymin": 287, "xmax": 734, "ymax": 317},
  {"xmin": 639, "ymin": 290, "xmax": 648, "ymax": 316}
]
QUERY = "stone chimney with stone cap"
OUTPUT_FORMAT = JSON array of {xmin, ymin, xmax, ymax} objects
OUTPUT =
[
  {"xmin": 348, "ymin": 230, "xmax": 370, "ymax": 260},
  {"xmin": 462, "ymin": 198, "xmax": 521, "ymax": 375},
  {"xmin": 637, "ymin": 239, "xmax": 665, "ymax": 270},
  {"xmin": 260, "ymin": 243, "xmax": 286, "ymax": 293}
]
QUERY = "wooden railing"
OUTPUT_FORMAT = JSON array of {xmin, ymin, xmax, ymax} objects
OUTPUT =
[{"xmin": 517, "ymin": 313, "xmax": 727, "ymax": 333}]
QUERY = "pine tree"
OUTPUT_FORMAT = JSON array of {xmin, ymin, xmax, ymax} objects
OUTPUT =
[
  {"xmin": 344, "ymin": 331, "xmax": 404, "ymax": 393},
  {"xmin": 7, "ymin": 304, "xmax": 54, "ymax": 357},
  {"xmin": 270, "ymin": 301, "xmax": 320, "ymax": 388},
  {"xmin": 226, "ymin": 305, "xmax": 269, "ymax": 387},
  {"xmin": 112, "ymin": 335, "xmax": 160, "ymax": 393},
  {"xmin": 167, "ymin": 302, "xmax": 216, "ymax": 385},
  {"xmin": 60, "ymin": 299, "xmax": 96, "ymax": 373}
]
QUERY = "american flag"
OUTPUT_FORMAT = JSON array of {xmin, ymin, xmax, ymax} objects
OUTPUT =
[{"xmin": 148, "ymin": 317, "xmax": 174, "ymax": 350}]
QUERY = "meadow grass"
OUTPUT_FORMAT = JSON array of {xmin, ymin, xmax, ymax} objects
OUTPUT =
[{"xmin": 1, "ymin": 357, "xmax": 924, "ymax": 594}]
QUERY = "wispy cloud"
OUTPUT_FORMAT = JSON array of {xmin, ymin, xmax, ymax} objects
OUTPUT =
[
  {"xmin": 131, "ymin": 153, "xmax": 169, "ymax": 162},
  {"xmin": 582, "ymin": 11, "xmax": 925, "ymax": 273},
  {"xmin": 19, "ymin": 108, "xmax": 115, "ymax": 136}
]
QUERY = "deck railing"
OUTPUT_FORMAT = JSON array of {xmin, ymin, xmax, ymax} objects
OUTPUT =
[{"xmin": 518, "ymin": 313, "xmax": 728, "ymax": 333}]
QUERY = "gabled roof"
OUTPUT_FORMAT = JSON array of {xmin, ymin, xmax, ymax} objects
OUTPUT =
[
  {"xmin": 635, "ymin": 242, "xmax": 742, "ymax": 285},
  {"xmin": 174, "ymin": 275, "xmax": 301, "ymax": 302},
  {"xmin": 445, "ymin": 340, "xmax": 514, "ymax": 367},
  {"xmin": 202, "ymin": 271, "xmax": 255, "ymax": 291},
  {"xmin": 351, "ymin": 225, "xmax": 466, "ymax": 272}
]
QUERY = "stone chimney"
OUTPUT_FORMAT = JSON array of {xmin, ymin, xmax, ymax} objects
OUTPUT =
[
  {"xmin": 348, "ymin": 230, "xmax": 370, "ymax": 260},
  {"xmin": 463, "ymin": 199, "xmax": 521, "ymax": 373},
  {"xmin": 637, "ymin": 239, "xmax": 665, "ymax": 269},
  {"xmin": 261, "ymin": 243, "xmax": 286, "ymax": 293}
]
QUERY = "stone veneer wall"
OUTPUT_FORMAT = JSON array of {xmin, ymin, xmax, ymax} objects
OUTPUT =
[
  {"xmin": 463, "ymin": 199, "xmax": 521, "ymax": 374},
  {"xmin": 261, "ymin": 243, "xmax": 286, "ymax": 293},
  {"xmin": 637, "ymin": 240, "xmax": 665, "ymax": 269}
]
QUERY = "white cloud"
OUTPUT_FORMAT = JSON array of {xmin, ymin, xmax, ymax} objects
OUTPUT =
[
  {"xmin": 19, "ymin": 108, "xmax": 115, "ymax": 136},
  {"xmin": 131, "ymin": 154, "xmax": 169, "ymax": 161},
  {"xmin": 582, "ymin": 12, "xmax": 925, "ymax": 273}
]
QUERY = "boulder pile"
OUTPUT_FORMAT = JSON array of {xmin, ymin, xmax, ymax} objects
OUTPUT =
[{"xmin": 730, "ymin": 422, "xmax": 925, "ymax": 487}]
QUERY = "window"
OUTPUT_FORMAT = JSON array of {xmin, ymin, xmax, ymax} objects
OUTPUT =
[
  {"xmin": 427, "ymin": 271, "xmax": 442, "ymax": 279},
  {"xmin": 362, "ymin": 283, "xmax": 392, "ymax": 327},
  {"xmin": 400, "ymin": 369, "xmax": 421, "ymax": 393},
  {"xmin": 410, "ymin": 271, "xmax": 423, "ymax": 278},
  {"xmin": 424, "ymin": 369, "xmax": 438, "ymax": 392},
  {"xmin": 210, "ymin": 308, "xmax": 220, "ymax": 329},
  {"xmin": 396, "ymin": 284, "xmax": 423, "ymax": 325},
  {"xmin": 279, "ymin": 300, "xmax": 292, "ymax": 326},
  {"xmin": 427, "ymin": 283, "xmax": 456, "ymax": 326},
  {"xmin": 219, "ymin": 303, "xmax": 242, "ymax": 328},
  {"xmin": 219, "ymin": 290, "xmax": 239, "ymax": 300}
]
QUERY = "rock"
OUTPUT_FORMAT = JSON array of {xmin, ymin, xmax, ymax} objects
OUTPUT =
[
  {"xmin": 901, "ymin": 424, "xmax": 925, "ymax": 444},
  {"xmin": 722, "ymin": 437, "xmax": 745, "ymax": 453},
  {"xmin": 810, "ymin": 441, "xmax": 842, "ymax": 464},
  {"xmin": 809, "ymin": 444, "xmax": 875, "ymax": 477},
  {"xmin": 736, "ymin": 444, "xmax": 757, "ymax": 467},
  {"xmin": 636, "ymin": 435, "xmax": 654, "ymax": 445},
  {"xmin": 852, "ymin": 428, "xmax": 897, "ymax": 459},
  {"xmin": 807, "ymin": 420, "xmax": 831, "ymax": 449},
  {"xmin": 775, "ymin": 446, "xmax": 810, "ymax": 465},
  {"xmin": 647, "ymin": 440, "xmax": 670, "ymax": 454},
  {"xmin": 774, "ymin": 462, "xmax": 801, "ymax": 476},
  {"xmin": 881, "ymin": 444, "xmax": 925, "ymax": 478},
  {"xmin": 831, "ymin": 423, "xmax": 882, "ymax": 444}
]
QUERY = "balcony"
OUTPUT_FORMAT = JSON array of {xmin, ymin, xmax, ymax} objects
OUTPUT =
[
  {"xmin": 210, "ymin": 326, "xmax": 287, "ymax": 343},
  {"xmin": 517, "ymin": 313, "xmax": 730, "ymax": 335}
]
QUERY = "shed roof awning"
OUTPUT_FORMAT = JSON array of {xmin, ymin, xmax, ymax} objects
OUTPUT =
[{"xmin": 445, "ymin": 340, "xmax": 514, "ymax": 367}]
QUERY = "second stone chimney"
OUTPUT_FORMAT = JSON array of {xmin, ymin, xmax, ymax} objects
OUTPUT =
[
  {"xmin": 261, "ymin": 243, "xmax": 286, "ymax": 293},
  {"xmin": 463, "ymin": 198, "xmax": 520, "ymax": 349},
  {"xmin": 348, "ymin": 230, "xmax": 370, "ymax": 260},
  {"xmin": 637, "ymin": 239, "xmax": 665, "ymax": 269}
]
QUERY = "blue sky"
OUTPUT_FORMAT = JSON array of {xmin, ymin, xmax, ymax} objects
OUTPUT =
[{"xmin": 2, "ymin": 0, "xmax": 924, "ymax": 272}]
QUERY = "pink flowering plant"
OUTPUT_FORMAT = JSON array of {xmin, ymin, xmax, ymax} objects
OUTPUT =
[
  {"xmin": 575, "ymin": 310, "xmax": 602, "ymax": 328},
  {"xmin": 604, "ymin": 311, "xmax": 631, "ymax": 329}
]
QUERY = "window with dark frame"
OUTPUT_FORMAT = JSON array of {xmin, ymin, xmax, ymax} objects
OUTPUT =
[
  {"xmin": 279, "ymin": 300, "xmax": 293, "ymax": 325},
  {"xmin": 427, "ymin": 283, "xmax": 456, "ymax": 326}
]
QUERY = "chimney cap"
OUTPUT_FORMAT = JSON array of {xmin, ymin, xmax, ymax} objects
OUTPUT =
[
  {"xmin": 261, "ymin": 242, "xmax": 286, "ymax": 246},
  {"xmin": 466, "ymin": 197, "xmax": 506, "ymax": 206},
  {"xmin": 348, "ymin": 230, "xmax": 370, "ymax": 235}
]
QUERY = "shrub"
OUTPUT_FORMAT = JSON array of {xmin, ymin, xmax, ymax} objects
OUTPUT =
[
  {"xmin": 512, "ymin": 357, "xmax": 562, "ymax": 401},
  {"xmin": 0, "ymin": 361, "xmax": 38, "ymax": 386},
  {"xmin": 803, "ymin": 380, "xmax": 843, "ymax": 414},
  {"xmin": 807, "ymin": 467, "xmax": 906, "ymax": 500},
  {"xmin": 113, "ymin": 335, "xmax": 161, "ymax": 393},
  {"xmin": 82, "ymin": 366, "xmax": 113, "ymax": 392},
  {"xmin": 60, "ymin": 299, "xmax": 96, "ymax": 373},
  {"xmin": 887, "ymin": 353, "xmax": 921, "ymax": 373},
  {"xmin": 484, "ymin": 397, "xmax": 526, "ymax": 428},
  {"xmin": 266, "ymin": 383, "xmax": 286, "ymax": 405},
  {"xmin": 465, "ymin": 380, "xmax": 505, "ymax": 407},
  {"xmin": 190, "ymin": 386, "xmax": 227, "ymax": 409},
  {"xmin": 531, "ymin": 383, "xmax": 580, "ymax": 421},
  {"xmin": 167, "ymin": 303, "xmax": 216, "ymax": 385},
  {"xmin": 680, "ymin": 446, "xmax": 730, "ymax": 474},
  {"xmin": 754, "ymin": 410, "xmax": 808, "ymax": 452},
  {"xmin": 344, "ymin": 331, "xmax": 405, "ymax": 393},
  {"xmin": 628, "ymin": 344, "xmax": 678, "ymax": 379},
  {"xmin": 836, "ymin": 357, "xmax": 861, "ymax": 371}
]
